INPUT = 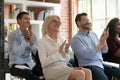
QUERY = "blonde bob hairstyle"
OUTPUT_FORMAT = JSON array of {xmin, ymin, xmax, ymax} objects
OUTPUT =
[{"xmin": 42, "ymin": 15, "xmax": 61, "ymax": 36}]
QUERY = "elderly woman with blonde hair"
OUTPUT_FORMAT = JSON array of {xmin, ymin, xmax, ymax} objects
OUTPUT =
[{"xmin": 38, "ymin": 15, "xmax": 92, "ymax": 80}]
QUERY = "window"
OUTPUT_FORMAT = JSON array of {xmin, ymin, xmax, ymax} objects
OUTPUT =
[{"xmin": 78, "ymin": 0, "xmax": 120, "ymax": 38}]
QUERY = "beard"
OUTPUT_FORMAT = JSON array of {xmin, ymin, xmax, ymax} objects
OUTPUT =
[
  {"xmin": 82, "ymin": 24, "xmax": 91, "ymax": 30},
  {"xmin": 84, "ymin": 26, "xmax": 91, "ymax": 30}
]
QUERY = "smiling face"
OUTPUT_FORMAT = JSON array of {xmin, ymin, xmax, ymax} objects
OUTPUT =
[
  {"xmin": 48, "ymin": 16, "xmax": 61, "ymax": 34},
  {"xmin": 18, "ymin": 14, "xmax": 30, "ymax": 31},
  {"xmin": 78, "ymin": 16, "xmax": 91, "ymax": 30}
]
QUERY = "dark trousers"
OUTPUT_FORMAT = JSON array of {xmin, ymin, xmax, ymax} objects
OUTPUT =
[
  {"xmin": 104, "ymin": 65, "xmax": 120, "ymax": 80},
  {"xmin": 84, "ymin": 66, "xmax": 108, "ymax": 80},
  {"xmin": 10, "ymin": 64, "xmax": 43, "ymax": 80}
]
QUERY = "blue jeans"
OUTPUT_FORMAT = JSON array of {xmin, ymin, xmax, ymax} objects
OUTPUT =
[
  {"xmin": 84, "ymin": 66, "xmax": 108, "ymax": 80},
  {"xmin": 104, "ymin": 65, "xmax": 120, "ymax": 80}
]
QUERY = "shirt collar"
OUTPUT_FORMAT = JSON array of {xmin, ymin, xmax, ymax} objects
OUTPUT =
[
  {"xmin": 45, "ymin": 34, "xmax": 61, "ymax": 43},
  {"xmin": 78, "ymin": 30, "xmax": 91, "ymax": 36},
  {"xmin": 18, "ymin": 29, "xmax": 23, "ymax": 36},
  {"xmin": 46, "ymin": 34, "xmax": 53, "ymax": 41}
]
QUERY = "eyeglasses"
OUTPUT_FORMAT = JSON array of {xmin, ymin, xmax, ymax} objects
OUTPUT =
[{"xmin": 52, "ymin": 20, "xmax": 61, "ymax": 24}]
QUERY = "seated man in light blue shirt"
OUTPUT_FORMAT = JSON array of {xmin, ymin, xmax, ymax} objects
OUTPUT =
[
  {"xmin": 71, "ymin": 13, "xmax": 120, "ymax": 80},
  {"xmin": 8, "ymin": 11, "xmax": 44, "ymax": 80}
]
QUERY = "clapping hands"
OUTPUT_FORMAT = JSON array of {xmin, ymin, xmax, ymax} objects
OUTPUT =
[
  {"xmin": 23, "ymin": 25, "xmax": 33, "ymax": 46},
  {"xmin": 100, "ymin": 27, "xmax": 109, "ymax": 46},
  {"xmin": 59, "ymin": 40, "xmax": 71, "ymax": 54}
]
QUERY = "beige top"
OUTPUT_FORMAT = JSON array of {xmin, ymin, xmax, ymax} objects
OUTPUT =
[{"xmin": 38, "ymin": 34, "xmax": 73, "ymax": 80}]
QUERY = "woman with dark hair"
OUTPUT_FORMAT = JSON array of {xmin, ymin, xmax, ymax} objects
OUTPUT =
[{"xmin": 107, "ymin": 18, "xmax": 120, "ymax": 64}]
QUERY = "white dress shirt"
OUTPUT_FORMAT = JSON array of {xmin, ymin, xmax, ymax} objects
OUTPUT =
[{"xmin": 38, "ymin": 34, "xmax": 70, "ymax": 68}]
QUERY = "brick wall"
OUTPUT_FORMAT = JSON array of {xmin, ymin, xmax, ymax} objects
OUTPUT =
[
  {"xmin": 60, "ymin": 0, "xmax": 70, "ymax": 40},
  {"xmin": 4, "ymin": 5, "xmax": 10, "ymax": 19}
]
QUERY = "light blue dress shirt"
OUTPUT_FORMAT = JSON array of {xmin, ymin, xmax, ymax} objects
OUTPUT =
[
  {"xmin": 8, "ymin": 29, "xmax": 38, "ymax": 69},
  {"xmin": 71, "ymin": 31, "xmax": 108, "ymax": 69}
]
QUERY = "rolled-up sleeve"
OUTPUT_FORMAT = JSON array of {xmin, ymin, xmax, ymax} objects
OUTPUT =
[
  {"xmin": 8, "ymin": 32, "xmax": 30, "ymax": 56},
  {"xmin": 71, "ymin": 36, "xmax": 98, "ymax": 60},
  {"xmin": 31, "ymin": 34, "xmax": 38, "ymax": 54}
]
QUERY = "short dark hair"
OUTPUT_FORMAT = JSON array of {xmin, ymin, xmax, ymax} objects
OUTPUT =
[
  {"xmin": 17, "ymin": 11, "xmax": 29, "ymax": 20},
  {"xmin": 75, "ymin": 13, "xmax": 87, "ymax": 25}
]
